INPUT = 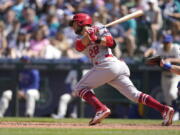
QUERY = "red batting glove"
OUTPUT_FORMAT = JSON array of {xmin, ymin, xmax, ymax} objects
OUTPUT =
[{"xmin": 86, "ymin": 26, "xmax": 99, "ymax": 42}]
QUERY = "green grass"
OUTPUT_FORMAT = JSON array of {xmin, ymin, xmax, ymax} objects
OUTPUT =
[
  {"xmin": 0, "ymin": 118, "xmax": 180, "ymax": 135},
  {"xmin": 1, "ymin": 128, "xmax": 180, "ymax": 135}
]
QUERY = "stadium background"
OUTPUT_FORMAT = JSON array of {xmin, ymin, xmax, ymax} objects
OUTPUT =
[{"xmin": 0, "ymin": 0, "xmax": 179, "ymax": 120}]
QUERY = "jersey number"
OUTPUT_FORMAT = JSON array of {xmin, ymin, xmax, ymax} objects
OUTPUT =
[{"xmin": 89, "ymin": 46, "xmax": 99, "ymax": 58}]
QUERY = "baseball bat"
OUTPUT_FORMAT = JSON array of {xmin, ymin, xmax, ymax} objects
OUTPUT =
[{"xmin": 105, "ymin": 10, "xmax": 144, "ymax": 27}]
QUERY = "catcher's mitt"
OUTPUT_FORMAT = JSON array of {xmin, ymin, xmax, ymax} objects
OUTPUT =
[{"xmin": 145, "ymin": 56, "xmax": 162, "ymax": 66}]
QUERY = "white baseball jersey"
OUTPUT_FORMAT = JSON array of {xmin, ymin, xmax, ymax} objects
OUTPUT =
[
  {"xmin": 74, "ymin": 24, "xmax": 142, "ymax": 103},
  {"xmin": 155, "ymin": 43, "xmax": 180, "ymax": 105},
  {"xmin": 156, "ymin": 43, "xmax": 180, "ymax": 59},
  {"xmin": 81, "ymin": 24, "xmax": 114, "ymax": 65}
]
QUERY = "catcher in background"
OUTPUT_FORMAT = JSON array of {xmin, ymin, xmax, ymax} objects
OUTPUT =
[
  {"xmin": 160, "ymin": 58, "xmax": 180, "ymax": 121},
  {"xmin": 145, "ymin": 34, "xmax": 180, "ymax": 121}
]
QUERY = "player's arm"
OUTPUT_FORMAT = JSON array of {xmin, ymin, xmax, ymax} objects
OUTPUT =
[
  {"xmin": 160, "ymin": 59, "xmax": 180, "ymax": 75},
  {"xmin": 75, "ymin": 31, "xmax": 90, "ymax": 52},
  {"xmin": 75, "ymin": 26, "xmax": 116, "ymax": 51},
  {"xmin": 97, "ymin": 36, "xmax": 116, "ymax": 49},
  {"xmin": 170, "ymin": 65, "xmax": 180, "ymax": 75},
  {"xmin": 85, "ymin": 26, "xmax": 116, "ymax": 49},
  {"xmin": 164, "ymin": 58, "xmax": 180, "ymax": 64},
  {"xmin": 144, "ymin": 48, "xmax": 156, "ymax": 57}
]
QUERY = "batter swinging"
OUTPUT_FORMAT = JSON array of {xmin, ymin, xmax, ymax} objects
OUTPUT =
[{"xmin": 69, "ymin": 13, "xmax": 174, "ymax": 126}]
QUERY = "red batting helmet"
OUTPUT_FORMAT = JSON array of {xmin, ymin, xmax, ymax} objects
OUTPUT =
[{"xmin": 69, "ymin": 13, "xmax": 92, "ymax": 26}]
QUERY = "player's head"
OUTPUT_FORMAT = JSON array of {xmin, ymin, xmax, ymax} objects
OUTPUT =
[
  {"xmin": 163, "ymin": 34, "xmax": 173, "ymax": 51},
  {"xmin": 163, "ymin": 34, "xmax": 173, "ymax": 43},
  {"xmin": 69, "ymin": 13, "xmax": 92, "ymax": 35},
  {"xmin": 20, "ymin": 56, "xmax": 31, "ymax": 63}
]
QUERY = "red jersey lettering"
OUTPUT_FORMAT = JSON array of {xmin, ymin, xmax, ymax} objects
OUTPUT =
[{"xmin": 89, "ymin": 45, "xmax": 99, "ymax": 58}]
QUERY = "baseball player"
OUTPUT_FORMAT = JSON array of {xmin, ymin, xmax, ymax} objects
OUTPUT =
[
  {"xmin": 51, "ymin": 69, "xmax": 90, "ymax": 119},
  {"xmin": 160, "ymin": 58, "xmax": 180, "ymax": 121},
  {"xmin": 51, "ymin": 70, "xmax": 78, "ymax": 119},
  {"xmin": 153, "ymin": 35, "xmax": 180, "ymax": 106},
  {"xmin": 18, "ymin": 56, "xmax": 40, "ymax": 117},
  {"xmin": 69, "ymin": 13, "xmax": 174, "ymax": 126},
  {"xmin": 0, "ymin": 90, "xmax": 13, "ymax": 117},
  {"xmin": 0, "ymin": 56, "xmax": 40, "ymax": 117}
]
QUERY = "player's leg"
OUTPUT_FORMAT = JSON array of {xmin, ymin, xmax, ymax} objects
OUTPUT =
[
  {"xmin": 161, "ymin": 73, "xmax": 172, "ymax": 105},
  {"xmin": 170, "ymin": 75, "xmax": 180, "ymax": 121},
  {"xmin": 109, "ymin": 74, "xmax": 174, "ymax": 126},
  {"xmin": 173, "ymin": 82, "xmax": 180, "ymax": 121},
  {"xmin": 74, "ymin": 67, "xmax": 119, "ymax": 125},
  {"xmin": 25, "ymin": 89, "xmax": 40, "ymax": 117},
  {"xmin": 0, "ymin": 90, "xmax": 12, "ymax": 117},
  {"xmin": 168, "ymin": 75, "xmax": 179, "ymax": 103},
  {"xmin": 52, "ymin": 93, "xmax": 72, "ymax": 119},
  {"xmin": 70, "ymin": 104, "xmax": 78, "ymax": 118}
]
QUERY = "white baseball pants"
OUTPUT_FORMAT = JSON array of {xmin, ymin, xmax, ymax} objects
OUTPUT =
[{"xmin": 74, "ymin": 59, "xmax": 141, "ymax": 103}]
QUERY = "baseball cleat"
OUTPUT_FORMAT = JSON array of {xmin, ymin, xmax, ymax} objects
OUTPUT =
[
  {"xmin": 161, "ymin": 106, "xmax": 174, "ymax": 126},
  {"xmin": 89, "ymin": 107, "xmax": 111, "ymax": 126},
  {"xmin": 51, "ymin": 114, "xmax": 64, "ymax": 119}
]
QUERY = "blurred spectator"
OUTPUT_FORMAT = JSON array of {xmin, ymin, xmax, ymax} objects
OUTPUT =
[
  {"xmin": 133, "ymin": 0, "xmax": 149, "ymax": 11},
  {"xmin": 3, "ymin": 9, "xmax": 21, "ymax": 58},
  {"xmin": 92, "ymin": 11, "xmax": 109, "ymax": 26},
  {"xmin": 20, "ymin": 7, "xmax": 38, "ymax": 33},
  {"xmin": 144, "ymin": 0, "xmax": 163, "ymax": 43},
  {"xmin": 106, "ymin": 0, "xmax": 120, "ymax": 17},
  {"xmin": 46, "ymin": 15, "xmax": 60, "ymax": 37},
  {"xmin": 14, "ymin": 29, "xmax": 30, "ymax": 58},
  {"xmin": 144, "ymin": 32, "xmax": 163, "ymax": 57},
  {"xmin": 62, "ymin": 26, "xmax": 77, "ymax": 46},
  {"xmin": 50, "ymin": 31, "xmax": 69, "ymax": 56},
  {"xmin": 27, "ymin": 28, "xmax": 49, "ymax": 58},
  {"xmin": 11, "ymin": 0, "xmax": 25, "ymax": 20},
  {"xmin": 0, "ymin": 21, "xmax": 8, "ymax": 58},
  {"xmin": 0, "ymin": 0, "xmax": 178, "ymax": 59},
  {"xmin": 6, "ymin": 21, "xmax": 21, "ymax": 58},
  {"xmin": 119, "ymin": 5, "xmax": 137, "ymax": 57},
  {"xmin": 161, "ymin": 0, "xmax": 180, "ymax": 36},
  {"xmin": 50, "ymin": 29, "xmax": 85, "ymax": 59},
  {"xmin": 27, "ymin": 28, "xmax": 61, "ymax": 59},
  {"xmin": 0, "ymin": 0, "xmax": 14, "ymax": 13},
  {"xmin": 3, "ymin": 10, "xmax": 17, "ymax": 37}
]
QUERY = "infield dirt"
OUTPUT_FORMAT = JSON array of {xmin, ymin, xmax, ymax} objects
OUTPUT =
[{"xmin": 0, "ymin": 121, "xmax": 180, "ymax": 130}]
